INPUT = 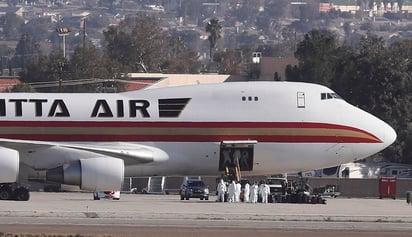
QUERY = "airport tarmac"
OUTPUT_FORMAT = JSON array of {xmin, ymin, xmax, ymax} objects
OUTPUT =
[{"xmin": 0, "ymin": 192, "xmax": 411, "ymax": 236}]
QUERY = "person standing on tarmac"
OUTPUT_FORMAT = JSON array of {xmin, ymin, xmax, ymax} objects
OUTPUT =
[
  {"xmin": 216, "ymin": 179, "xmax": 226, "ymax": 202},
  {"xmin": 243, "ymin": 182, "xmax": 250, "ymax": 203},
  {"xmin": 260, "ymin": 182, "xmax": 270, "ymax": 204},
  {"xmin": 250, "ymin": 182, "xmax": 258, "ymax": 203},
  {"xmin": 228, "ymin": 180, "xmax": 236, "ymax": 203},
  {"xmin": 235, "ymin": 181, "xmax": 241, "ymax": 203}
]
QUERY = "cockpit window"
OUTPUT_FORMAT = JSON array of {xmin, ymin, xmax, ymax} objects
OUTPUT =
[{"xmin": 321, "ymin": 93, "xmax": 342, "ymax": 100}]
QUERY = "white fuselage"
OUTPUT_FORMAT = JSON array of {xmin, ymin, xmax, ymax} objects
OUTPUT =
[{"xmin": 0, "ymin": 82, "xmax": 396, "ymax": 177}]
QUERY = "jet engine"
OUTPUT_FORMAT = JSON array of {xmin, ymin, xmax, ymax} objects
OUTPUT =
[
  {"xmin": 46, "ymin": 157, "xmax": 124, "ymax": 191},
  {"xmin": 0, "ymin": 147, "xmax": 19, "ymax": 183}
]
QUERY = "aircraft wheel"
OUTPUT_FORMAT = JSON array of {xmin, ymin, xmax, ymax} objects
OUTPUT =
[
  {"xmin": 0, "ymin": 187, "xmax": 11, "ymax": 200},
  {"xmin": 15, "ymin": 188, "xmax": 30, "ymax": 201}
]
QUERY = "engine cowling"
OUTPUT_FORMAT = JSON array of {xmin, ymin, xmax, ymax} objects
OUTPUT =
[
  {"xmin": 0, "ymin": 147, "xmax": 19, "ymax": 183},
  {"xmin": 46, "ymin": 157, "xmax": 124, "ymax": 191}
]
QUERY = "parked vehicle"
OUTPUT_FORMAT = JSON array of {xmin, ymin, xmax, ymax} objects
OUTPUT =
[
  {"xmin": 179, "ymin": 179, "xmax": 209, "ymax": 200},
  {"xmin": 266, "ymin": 175, "xmax": 288, "ymax": 203},
  {"xmin": 93, "ymin": 191, "xmax": 120, "ymax": 200}
]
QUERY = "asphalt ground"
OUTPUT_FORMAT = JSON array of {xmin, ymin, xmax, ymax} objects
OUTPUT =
[{"xmin": 0, "ymin": 192, "xmax": 411, "ymax": 236}]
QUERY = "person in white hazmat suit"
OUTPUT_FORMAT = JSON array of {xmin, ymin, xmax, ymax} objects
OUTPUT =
[
  {"xmin": 260, "ymin": 182, "xmax": 270, "ymax": 203},
  {"xmin": 216, "ymin": 179, "xmax": 226, "ymax": 202},
  {"xmin": 250, "ymin": 182, "xmax": 258, "ymax": 203},
  {"xmin": 227, "ymin": 181, "xmax": 236, "ymax": 203},
  {"xmin": 243, "ymin": 182, "xmax": 250, "ymax": 202},
  {"xmin": 235, "ymin": 181, "xmax": 241, "ymax": 203}
]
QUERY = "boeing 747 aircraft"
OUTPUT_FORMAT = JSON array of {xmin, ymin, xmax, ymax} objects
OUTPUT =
[{"xmin": 0, "ymin": 81, "xmax": 396, "ymax": 200}]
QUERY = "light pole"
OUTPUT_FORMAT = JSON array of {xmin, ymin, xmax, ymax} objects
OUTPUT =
[
  {"xmin": 56, "ymin": 27, "xmax": 70, "ymax": 93},
  {"xmin": 56, "ymin": 27, "xmax": 71, "ymax": 58},
  {"xmin": 57, "ymin": 61, "xmax": 65, "ymax": 93}
]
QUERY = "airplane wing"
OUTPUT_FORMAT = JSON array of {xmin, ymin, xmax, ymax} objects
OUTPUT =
[{"xmin": 0, "ymin": 139, "xmax": 169, "ymax": 166}]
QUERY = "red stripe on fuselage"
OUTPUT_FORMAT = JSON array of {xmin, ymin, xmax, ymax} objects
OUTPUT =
[{"xmin": 0, "ymin": 121, "xmax": 381, "ymax": 143}]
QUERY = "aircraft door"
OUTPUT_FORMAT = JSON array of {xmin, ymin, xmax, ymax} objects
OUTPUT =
[
  {"xmin": 297, "ymin": 92, "xmax": 305, "ymax": 108},
  {"xmin": 219, "ymin": 142, "xmax": 254, "ymax": 172}
]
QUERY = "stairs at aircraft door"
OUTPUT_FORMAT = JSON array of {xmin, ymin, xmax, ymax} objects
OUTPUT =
[{"xmin": 146, "ymin": 176, "xmax": 166, "ymax": 194}]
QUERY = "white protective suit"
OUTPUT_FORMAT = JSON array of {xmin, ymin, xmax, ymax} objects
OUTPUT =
[
  {"xmin": 235, "ymin": 182, "xmax": 241, "ymax": 203},
  {"xmin": 250, "ymin": 183, "xmax": 258, "ymax": 203},
  {"xmin": 243, "ymin": 183, "xmax": 250, "ymax": 203},
  {"xmin": 216, "ymin": 179, "xmax": 227, "ymax": 202},
  {"xmin": 260, "ymin": 183, "xmax": 270, "ymax": 203},
  {"xmin": 227, "ymin": 181, "xmax": 236, "ymax": 203}
]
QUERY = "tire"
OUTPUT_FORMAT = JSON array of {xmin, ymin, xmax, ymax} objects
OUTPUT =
[
  {"xmin": 15, "ymin": 188, "xmax": 30, "ymax": 201},
  {"xmin": 0, "ymin": 187, "xmax": 11, "ymax": 200},
  {"xmin": 113, "ymin": 198, "xmax": 120, "ymax": 200},
  {"xmin": 200, "ymin": 197, "xmax": 204, "ymax": 200}
]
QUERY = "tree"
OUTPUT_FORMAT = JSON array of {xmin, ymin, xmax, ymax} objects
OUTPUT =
[
  {"xmin": 19, "ymin": 53, "xmax": 61, "ymax": 88},
  {"xmin": 104, "ymin": 14, "xmax": 200, "ymax": 74},
  {"xmin": 21, "ymin": 17, "xmax": 54, "ymax": 43},
  {"xmin": 12, "ymin": 34, "xmax": 41, "ymax": 69},
  {"xmin": 69, "ymin": 45, "xmax": 124, "ymax": 80},
  {"xmin": 205, "ymin": 18, "xmax": 222, "ymax": 59},
  {"xmin": 3, "ymin": 13, "xmax": 24, "ymax": 40},
  {"xmin": 290, "ymin": 29, "xmax": 339, "ymax": 86},
  {"xmin": 104, "ymin": 14, "xmax": 167, "ymax": 72},
  {"xmin": 213, "ymin": 49, "xmax": 244, "ymax": 75},
  {"xmin": 160, "ymin": 36, "xmax": 200, "ymax": 74}
]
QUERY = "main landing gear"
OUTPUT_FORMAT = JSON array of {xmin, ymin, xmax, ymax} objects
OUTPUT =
[{"xmin": 0, "ymin": 183, "xmax": 30, "ymax": 201}]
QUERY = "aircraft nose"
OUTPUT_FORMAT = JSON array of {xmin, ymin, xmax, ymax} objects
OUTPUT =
[{"xmin": 380, "ymin": 122, "xmax": 397, "ymax": 148}]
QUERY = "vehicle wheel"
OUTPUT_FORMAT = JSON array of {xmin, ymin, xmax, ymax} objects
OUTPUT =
[
  {"xmin": 200, "ymin": 197, "xmax": 204, "ymax": 200},
  {"xmin": 180, "ymin": 195, "xmax": 184, "ymax": 200},
  {"xmin": 15, "ymin": 188, "xmax": 30, "ymax": 201},
  {"xmin": 113, "ymin": 198, "xmax": 120, "ymax": 200},
  {"xmin": 0, "ymin": 187, "xmax": 11, "ymax": 200}
]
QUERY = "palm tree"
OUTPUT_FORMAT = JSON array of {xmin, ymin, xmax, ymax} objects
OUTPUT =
[{"xmin": 205, "ymin": 18, "xmax": 222, "ymax": 60}]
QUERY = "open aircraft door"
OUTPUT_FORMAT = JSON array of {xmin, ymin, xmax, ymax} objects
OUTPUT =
[{"xmin": 219, "ymin": 140, "xmax": 257, "ymax": 172}]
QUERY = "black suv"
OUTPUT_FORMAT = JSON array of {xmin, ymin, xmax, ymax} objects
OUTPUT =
[{"xmin": 179, "ymin": 179, "xmax": 209, "ymax": 200}]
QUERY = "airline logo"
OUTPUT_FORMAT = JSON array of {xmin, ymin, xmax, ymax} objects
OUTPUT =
[
  {"xmin": 159, "ymin": 98, "xmax": 191, "ymax": 118},
  {"xmin": 0, "ymin": 98, "xmax": 191, "ymax": 118}
]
